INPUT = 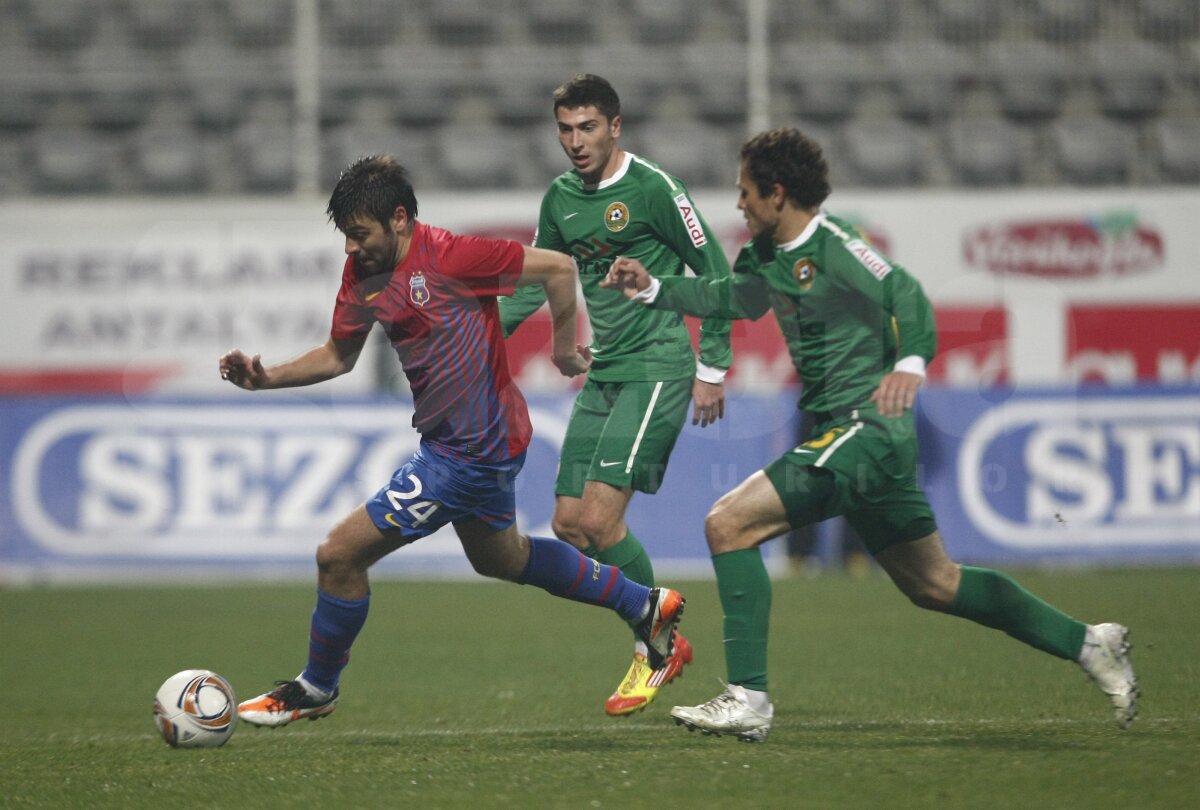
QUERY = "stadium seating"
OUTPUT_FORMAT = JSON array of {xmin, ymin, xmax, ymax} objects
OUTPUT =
[
  {"xmin": 1135, "ymin": 0, "xmax": 1200, "ymax": 42},
  {"xmin": 123, "ymin": 0, "xmax": 201, "ymax": 50},
  {"xmin": 223, "ymin": 0, "xmax": 295, "ymax": 48},
  {"xmin": 437, "ymin": 123, "xmax": 529, "ymax": 187},
  {"xmin": 0, "ymin": 1, "xmax": 1197, "ymax": 193},
  {"xmin": 625, "ymin": 0, "xmax": 701, "ymax": 45},
  {"xmin": 1088, "ymin": 39, "xmax": 1173, "ymax": 121},
  {"xmin": 1153, "ymin": 117, "xmax": 1200, "ymax": 182},
  {"xmin": 1028, "ymin": 0, "xmax": 1102, "ymax": 43},
  {"xmin": 633, "ymin": 120, "xmax": 735, "ymax": 188},
  {"xmin": 986, "ymin": 40, "xmax": 1074, "ymax": 122},
  {"xmin": 682, "ymin": 44, "xmax": 750, "ymax": 125},
  {"xmin": 841, "ymin": 119, "xmax": 926, "ymax": 186},
  {"xmin": 822, "ymin": 0, "xmax": 899, "ymax": 44},
  {"xmin": 234, "ymin": 122, "xmax": 296, "ymax": 192},
  {"xmin": 1051, "ymin": 119, "xmax": 1137, "ymax": 185},
  {"xmin": 18, "ymin": 0, "xmax": 97, "ymax": 52},
  {"xmin": 320, "ymin": 0, "xmax": 403, "ymax": 47},
  {"xmin": 945, "ymin": 118, "xmax": 1027, "ymax": 186},
  {"xmin": 129, "ymin": 126, "xmax": 206, "ymax": 193},
  {"xmin": 885, "ymin": 40, "xmax": 971, "ymax": 122},
  {"xmin": 775, "ymin": 42, "xmax": 875, "ymax": 124},
  {"xmin": 29, "ymin": 128, "xmax": 114, "ymax": 192},
  {"xmin": 926, "ymin": 0, "xmax": 1003, "ymax": 43}
]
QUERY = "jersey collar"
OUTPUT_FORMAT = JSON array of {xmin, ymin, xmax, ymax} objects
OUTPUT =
[
  {"xmin": 584, "ymin": 151, "xmax": 633, "ymax": 191},
  {"xmin": 777, "ymin": 210, "xmax": 826, "ymax": 252}
]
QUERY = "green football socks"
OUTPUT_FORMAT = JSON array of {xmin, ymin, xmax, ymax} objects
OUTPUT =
[
  {"xmin": 950, "ymin": 566, "xmax": 1087, "ymax": 660},
  {"xmin": 595, "ymin": 531, "xmax": 655, "ymax": 588},
  {"xmin": 594, "ymin": 532, "xmax": 656, "ymax": 635},
  {"xmin": 712, "ymin": 548, "xmax": 771, "ymax": 691}
]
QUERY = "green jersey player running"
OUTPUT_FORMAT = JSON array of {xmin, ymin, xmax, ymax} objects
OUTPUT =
[
  {"xmin": 602, "ymin": 127, "xmax": 1138, "ymax": 742},
  {"xmin": 500, "ymin": 74, "xmax": 733, "ymax": 716}
]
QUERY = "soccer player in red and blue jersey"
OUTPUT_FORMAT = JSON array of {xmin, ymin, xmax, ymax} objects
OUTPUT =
[{"xmin": 220, "ymin": 155, "xmax": 685, "ymax": 727}]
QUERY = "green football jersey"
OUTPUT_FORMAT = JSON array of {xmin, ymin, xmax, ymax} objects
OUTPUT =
[
  {"xmin": 652, "ymin": 212, "xmax": 937, "ymax": 413},
  {"xmin": 500, "ymin": 152, "xmax": 732, "ymax": 382}
]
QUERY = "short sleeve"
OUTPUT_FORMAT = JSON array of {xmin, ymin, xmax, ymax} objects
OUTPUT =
[
  {"xmin": 330, "ymin": 257, "xmax": 374, "ymax": 339},
  {"xmin": 442, "ymin": 234, "xmax": 526, "ymax": 297}
]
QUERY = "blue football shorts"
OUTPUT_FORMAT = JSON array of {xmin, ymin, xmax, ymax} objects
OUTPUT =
[{"xmin": 364, "ymin": 445, "xmax": 526, "ymax": 541}]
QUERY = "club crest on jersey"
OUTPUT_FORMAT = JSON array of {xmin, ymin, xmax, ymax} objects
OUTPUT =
[
  {"xmin": 793, "ymin": 258, "xmax": 817, "ymax": 289},
  {"xmin": 604, "ymin": 201, "xmax": 630, "ymax": 232},
  {"xmin": 409, "ymin": 271, "xmax": 430, "ymax": 306}
]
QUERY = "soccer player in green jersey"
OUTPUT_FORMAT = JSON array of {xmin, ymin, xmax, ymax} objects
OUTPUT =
[
  {"xmin": 601, "ymin": 127, "xmax": 1138, "ymax": 741},
  {"xmin": 500, "ymin": 75, "xmax": 733, "ymax": 716}
]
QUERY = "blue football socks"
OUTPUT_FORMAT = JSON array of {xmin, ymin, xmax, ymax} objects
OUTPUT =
[
  {"xmin": 519, "ymin": 535, "xmax": 649, "ymax": 623},
  {"xmin": 301, "ymin": 589, "xmax": 370, "ymax": 694}
]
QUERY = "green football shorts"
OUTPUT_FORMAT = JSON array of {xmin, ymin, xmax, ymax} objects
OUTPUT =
[
  {"xmin": 763, "ymin": 405, "xmax": 937, "ymax": 556},
  {"xmin": 555, "ymin": 376, "xmax": 693, "ymax": 497}
]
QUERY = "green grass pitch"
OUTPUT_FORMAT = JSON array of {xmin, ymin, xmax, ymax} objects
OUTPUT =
[{"xmin": 2, "ymin": 567, "xmax": 1197, "ymax": 809}]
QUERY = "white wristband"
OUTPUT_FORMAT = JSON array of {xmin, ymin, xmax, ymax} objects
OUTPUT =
[
  {"xmin": 630, "ymin": 275, "xmax": 661, "ymax": 304},
  {"xmin": 695, "ymin": 362, "xmax": 727, "ymax": 385},
  {"xmin": 893, "ymin": 355, "xmax": 927, "ymax": 378}
]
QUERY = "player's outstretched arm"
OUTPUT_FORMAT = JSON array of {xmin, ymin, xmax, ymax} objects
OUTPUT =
[
  {"xmin": 218, "ymin": 334, "xmax": 366, "ymax": 391},
  {"xmin": 517, "ymin": 246, "xmax": 591, "ymax": 377},
  {"xmin": 599, "ymin": 256, "xmax": 653, "ymax": 297}
]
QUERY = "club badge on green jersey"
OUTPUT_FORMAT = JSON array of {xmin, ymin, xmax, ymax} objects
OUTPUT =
[
  {"xmin": 409, "ymin": 271, "xmax": 430, "ymax": 306},
  {"xmin": 604, "ymin": 201, "xmax": 630, "ymax": 232},
  {"xmin": 793, "ymin": 258, "xmax": 817, "ymax": 289}
]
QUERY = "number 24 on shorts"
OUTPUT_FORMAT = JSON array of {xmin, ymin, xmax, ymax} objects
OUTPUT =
[{"xmin": 386, "ymin": 473, "xmax": 441, "ymax": 526}]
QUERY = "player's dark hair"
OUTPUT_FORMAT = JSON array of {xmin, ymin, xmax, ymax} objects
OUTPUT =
[
  {"xmin": 740, "ymin": 128, "xmax": 831, "ymax": 211},
  {"xmin": 553, "ymin": 74, "xmax": 621, "ymax": 122},
  {"xmin": 326, "ymin": 154, "xmax": 419, "ymax": 232}
]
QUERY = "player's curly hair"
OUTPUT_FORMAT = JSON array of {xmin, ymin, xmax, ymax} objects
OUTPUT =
[
  {"xmin": 740, "ymin": 128, "xmax": 831, "ymax": 211},
  {"xmin": 326, "ymin": 154, "xmax": 419, "ymax": 232},
  {"xmin": 553, "ymin": 74, "xmax": 621, "ymax": 123}
]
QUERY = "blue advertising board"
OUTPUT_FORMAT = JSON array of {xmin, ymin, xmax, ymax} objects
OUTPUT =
[
  {"xmin": 918, "ymin": 386, "xmax": 1200, "ymax": 564},
  {"xmin": 2, "ymin": 387, "xmax": 1197, "ymax": 583},
  {"xmin": 0, "ymin": 393, "xmax": 798, "ymax": 582}
]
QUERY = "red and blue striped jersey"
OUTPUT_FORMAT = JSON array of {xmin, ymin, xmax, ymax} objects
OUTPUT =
[{"xmin": 330, "ymin": 221, "xmax": 531, "ymax": 462}]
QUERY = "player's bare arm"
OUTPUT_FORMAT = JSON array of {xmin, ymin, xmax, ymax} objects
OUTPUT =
[
  {"xmin": 870, "ymin": 370, "xmax": 923, "ymax": 418},
  {"xmin": 517, "ymin": 245, "xmax": 591, "ymax": 377},
  {"xmin": 219, "ymin": 334, "xmax": 366, "ymax": 391}
]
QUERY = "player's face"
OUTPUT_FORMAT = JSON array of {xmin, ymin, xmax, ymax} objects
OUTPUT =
[
  {"xmin": 341, "ymin": 213, "xmax": 401, "ymax": 274},
  {"xmin": 556, "ymin": 105, "xmax": 622, "ymax": 184},
  {"xmin": 736, "ymin": 161, "xmax": 777, "ymax": 240}
]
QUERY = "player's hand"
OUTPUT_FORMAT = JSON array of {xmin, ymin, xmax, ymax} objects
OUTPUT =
[
  {"xmin": 552, "ymin": 344, "xmax": 592, "ymax": 378},
  {"xmin": 870, "ymin": 371, "xmax": 923, "ymax": 417},
  {"xmin": 600, "ymin": 256, "xmax": 652, "ymax": 298},
  {"xmin": 692, "ymin": 379, "xmax": 726, "ymax": 427},
  {"xmin": 219, "ymin": 349, "xmax": 268, "ymax": 390}
]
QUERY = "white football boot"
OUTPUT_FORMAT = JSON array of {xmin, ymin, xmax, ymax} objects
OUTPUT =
[
  {"xmin": 1078, "ymin": 623, "xmax": 1138, "ymax": 729},
  {"xmin": 671, "ymin": 683, "xmax": 774, "ymax": 743}
]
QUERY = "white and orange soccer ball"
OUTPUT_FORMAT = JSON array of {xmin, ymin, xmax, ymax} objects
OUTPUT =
[{"xmin": 152, "ymin": 670, "xmax": 237, "ymax": 748}]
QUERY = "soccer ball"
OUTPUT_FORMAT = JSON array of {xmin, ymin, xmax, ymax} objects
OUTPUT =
[{"xmin": 152, "ymin": 669, "xmax": 237, "ymax": 748}]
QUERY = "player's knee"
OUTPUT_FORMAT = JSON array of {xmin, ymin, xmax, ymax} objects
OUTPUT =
[
  {"xmin": 465, "ymin": 539, "xmax": 525, "ymax": 582},
  {"xmin": 467, "ymin": 553, "xmax": 513, "ymax": 581},
  {"xmin": 550, "ymin": 512, "xmax": 583, "ymax": 545},
  {"xmin": 704, "ymin": 499, "xmax": 745, "ymax": 555},
  {"xmin": 902, "ymin": 578, "xmax": 956, "ymax": 612},
  {"xmin": 577, "ymin": 511, "xmax": 621, "ymax": 551},
  {"xmin": 315, "ymin": 536, "xmax": 355, "ymax": 578}
]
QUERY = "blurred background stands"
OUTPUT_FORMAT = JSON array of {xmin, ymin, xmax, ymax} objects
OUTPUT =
[{"xmin": 0, "ymin": 0, "xmax": 1197, "ymax": 195}]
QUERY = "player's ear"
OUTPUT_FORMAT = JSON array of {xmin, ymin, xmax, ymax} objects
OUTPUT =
[
  {"xmin": 770, "ymin": 183, "xmax": 787, "ymax": 210},
  {"xmin": 610, "ymin": 114, "xmax": 621, "ymax": 139},
  {"xmin": 391, "ymin": 205, "xmax": 410, "ymax": 230}
]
